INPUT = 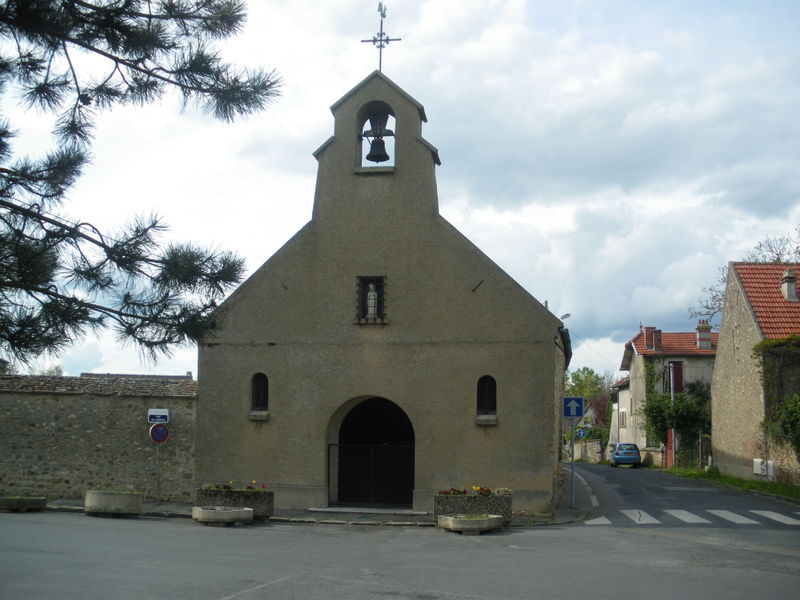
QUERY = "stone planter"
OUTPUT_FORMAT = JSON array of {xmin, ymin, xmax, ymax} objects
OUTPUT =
[
  {"xmin": 84, "ymin": 490, "xmax": 143, "ymax": 517},
  {"xmin": 192, "ymin": 506, "xmax": 254, "ymax": 526},
  {"xmin": 195, "ymin": 489, "xmax": 273, "ymax": 521},
  {"xmin": 433, "ymin": 493, "xmax": 512, "ymax": 526},
  {"xmin": 0, "ymin": 496, "xmax": 47, "ymax": 512},
  {"xmin": 437, "ymin": 514, "xmax": 504, "ymax": 535}
]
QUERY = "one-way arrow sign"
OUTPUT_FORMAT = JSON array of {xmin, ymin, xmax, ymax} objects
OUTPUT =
[{"xmin": 563, "ymin": 396, "xmax": 584, "ymax": 419}]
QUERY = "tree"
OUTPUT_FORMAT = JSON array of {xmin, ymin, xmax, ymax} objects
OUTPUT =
[
  {"xmin": 690, "ymin": 225, "xmax": 800, "ymax": 322},
  {"xmin": 0, "ymin": 1, "xmax": 282, "ymax": 364},
  {"xmin": 642, "ymin": 381, "xmax": 711, "ymax": 450},
  {"xmin": 30, "ymin": 363, "xmax": 63, "ymax": 375},
  {"xmin": 565, "ymin": 366, "xmax": 613, "ymax": 426}
]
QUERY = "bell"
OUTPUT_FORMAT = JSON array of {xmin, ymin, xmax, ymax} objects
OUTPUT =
[
  {"xmin": 366, "ymin": 138, "xmax": 390, "ymax": 163},
  {"xmin": 367, "ymin": 113, "xmax": 389, "ymax": 137}
]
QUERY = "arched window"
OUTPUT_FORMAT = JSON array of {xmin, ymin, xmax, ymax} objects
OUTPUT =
[
  {"xmin": 477, "ymin": 376, "xmax": 496, "ymax": 415},
  {"xmin": 251, "ymin": 373, "xmax": 268, "ymax": 412}
]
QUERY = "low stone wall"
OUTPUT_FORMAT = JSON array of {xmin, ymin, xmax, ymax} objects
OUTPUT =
[
  {"xmin": 642, "ymin": 447, "xmax": 665, "ymax": 468},
  {"xmin": 574, "ymin": 439, "xmax": 603, "ymax": 463},
  {"xmin": 0, "ymin": 374, "xmax": 196, "ymax": 501}
]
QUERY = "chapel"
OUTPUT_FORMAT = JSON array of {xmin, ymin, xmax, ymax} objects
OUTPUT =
[{"xmin": 194, "ymin": 71, "xmax": 571, "ymax": 514}]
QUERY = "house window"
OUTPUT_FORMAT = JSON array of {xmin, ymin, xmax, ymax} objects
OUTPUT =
[
  {"xmin": 251, "ymin": 373, "xmax": 269, "ymax": 418},
  {"xmin": 620, "ymin": 409, "xmax": 627, "ymax": 429},
  {"xmin": 477, "ymin": 376, "xmax": 497, "ymax": 415},
  {"xmin": 356, "ymin": 276, "xmax": 386, "ymax": 324}
]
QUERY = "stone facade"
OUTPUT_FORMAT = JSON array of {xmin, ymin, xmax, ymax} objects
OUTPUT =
[
  {"xmin": 195, "ymin": 72, "xmax": 570, "ymax": 515},
  {"xmin": 712, "ymin": 262, "xmax": 800, "ymax": 483},
  {"xmin": 0, "ymin": 374, "xmax": 196, "ymax": 501}
]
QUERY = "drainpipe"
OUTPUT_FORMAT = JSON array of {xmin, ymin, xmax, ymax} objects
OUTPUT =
[{"xmin": 669, "ymin": 362, "xmax": 676, "ymax": 468}]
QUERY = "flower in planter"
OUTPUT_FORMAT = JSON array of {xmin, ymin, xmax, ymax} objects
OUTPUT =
[
  {"xmin": 436, "ymin": 487, "xmax": 468, "ymax": 495},
  {"xmin": 436, "ymin": 485, "xmax": 500, "ymax": 496},
  {"xmin": 201, "ymin": 481, "xmax": 268, "ymax": 491}
]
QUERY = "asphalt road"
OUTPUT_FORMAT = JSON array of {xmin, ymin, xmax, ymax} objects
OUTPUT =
[{"xmin": 2, "ymin": 467, "xmax": 799, "ymax": 600}]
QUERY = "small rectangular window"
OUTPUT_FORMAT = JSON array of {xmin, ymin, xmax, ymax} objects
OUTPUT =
[
  {"xmin": 620, "ymin": 409, "xmax": 627, "ymax": 429},
  {"xmin": 356, "ymin": 276, "xmax": 387, "ymax": 324}
]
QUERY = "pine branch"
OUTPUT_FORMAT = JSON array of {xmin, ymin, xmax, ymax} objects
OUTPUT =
[{"xmin": 0, "ymin": 1, "xmax": 275, "ymax": 363}]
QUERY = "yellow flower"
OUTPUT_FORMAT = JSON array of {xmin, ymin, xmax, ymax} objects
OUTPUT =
[
  {"xmin": 252, "ymin": 480, "xmax": 257, "ymax": 484},
  {"xmin": 472, "ymin": 485, "xmax": 480, "ymax": 491}
]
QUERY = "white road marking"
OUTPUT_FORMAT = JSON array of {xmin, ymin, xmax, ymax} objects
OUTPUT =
[
  {"xmin": 620, "ymin": 509, "xmax": 660, "ymax": 524},
  {"xmin": 574, "ymin": 472, "xmax": 599, "ymax": 507},
  {"xmin": 664, "ymin": 509, "xmax": 711, "ymax": 524},
  {"xmin": 707, "ymin": 510, "xmax": 759, "ymax": 524},
  {"xmin": 749, "ymin": 510, "xmax": 800, "ymax": 525},
  {"xmin": 583, "ymin": 509, "xmax": 799, "ymax": 527}
]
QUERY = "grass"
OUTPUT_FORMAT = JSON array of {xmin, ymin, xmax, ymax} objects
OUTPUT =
[{"xmin": 666, "ymin": 466, "xmax": 800, "ymax": 503}]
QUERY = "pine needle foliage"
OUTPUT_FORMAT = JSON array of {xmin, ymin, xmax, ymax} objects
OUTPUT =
[{"xmin": 0, "ymin": 1, "xmax": 282, "ymax": 363}]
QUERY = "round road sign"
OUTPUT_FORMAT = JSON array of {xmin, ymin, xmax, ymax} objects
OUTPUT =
[{"xmin": 149, "ymin": 423, "xmax": 169, "ymax": 444}]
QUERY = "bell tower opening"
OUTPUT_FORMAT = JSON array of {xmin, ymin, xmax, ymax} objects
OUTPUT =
[
  {"xmin": 331, "ymin": 397, "xmax": 414, "ymax": 506},
  {"xmin": 359, "ymin": 101, "xmax": 396, "ymax": 167}
]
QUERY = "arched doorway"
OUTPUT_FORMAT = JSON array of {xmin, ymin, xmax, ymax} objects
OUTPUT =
[{"xmin": 332, "ymin": 397, "xmax": 414, "ymax": 506}]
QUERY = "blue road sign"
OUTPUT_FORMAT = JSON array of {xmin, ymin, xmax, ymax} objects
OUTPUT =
[
  {"xmin": 576, "ymin": 428, "xmax": 587, "ymax": 439},
  {"xmin": 563, "ymin": 396, "xmax": 584, "ymax": 419},
  {"xmin": 148, "ymin": 408, "xmax": 169, "ymax": 424}
]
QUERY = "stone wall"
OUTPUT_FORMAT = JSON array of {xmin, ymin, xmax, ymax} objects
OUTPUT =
[
  {"xmin": 0, "ymin": 374, "xmax": 196, "ymax": 501},
  {"xmin": 574, "ymin": 439, "xmax": 603, "ymax": 463}
]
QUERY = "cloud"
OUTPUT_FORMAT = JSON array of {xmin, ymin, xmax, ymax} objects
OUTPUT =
[{"xmin": 4, "ymin": 1, "xmax": 799, "ymax": 378}]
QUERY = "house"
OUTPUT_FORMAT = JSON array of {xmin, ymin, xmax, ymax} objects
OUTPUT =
[
  {"xmin": 616, "ymin": 322, "xmax": 717, "ymax": 461},
  {"xmin": 608, "ymin": 376, "xmax": 630, "ymax": 446},
  {"xmin": 194, "ymin": 71, "xmax": 571, "ymax": 514},
  {"xmin": 711, "ymin": 263, "xmax": 800, "ymax": 483}
]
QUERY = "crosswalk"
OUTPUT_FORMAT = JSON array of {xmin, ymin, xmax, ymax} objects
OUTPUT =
[{"xmin": 585, "ymin": 509, "xmax": 800, "ymax": 527}]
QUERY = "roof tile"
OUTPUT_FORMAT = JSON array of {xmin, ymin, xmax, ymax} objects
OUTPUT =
[
  {"xmin": 732, "ymin": 262, "xmax": 800, "ymax": 339},
  {"xmin": 627, "ymin": 331, "xmax": 718, "ymax": 357},
  {"xmin": 0, "ymin": 373, "xmax": 197, "ymax": 398}
]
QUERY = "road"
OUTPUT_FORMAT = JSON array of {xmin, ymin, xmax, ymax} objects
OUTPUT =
[
  {"xmin": 577, "ymin": 461, "xmax": 800, "ymax": 529},
  {"xmin": 1, "ymin": 466, "xmax": 798, "ymax": 600}
]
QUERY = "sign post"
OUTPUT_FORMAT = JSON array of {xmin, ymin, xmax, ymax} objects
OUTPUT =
[
  {"xmin": 563, "ymin": 397, "xmax": 585, "ymax": 509},
  {"xmin": 149, "ymin": 423, "xmax": 169, "ymax": 501}
]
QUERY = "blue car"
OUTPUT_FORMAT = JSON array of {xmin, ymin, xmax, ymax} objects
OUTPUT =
[{"xmin": 610, "ymin": 443, "xmax": 642, "ymax": 467}]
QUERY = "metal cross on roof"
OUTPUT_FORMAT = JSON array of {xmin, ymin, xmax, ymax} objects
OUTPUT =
[{"xmin": 361, "ymin": 2, "xmax": 401, "ymax": 72}]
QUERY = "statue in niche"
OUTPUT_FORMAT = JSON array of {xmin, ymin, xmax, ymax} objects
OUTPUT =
[{"xmin": 366, "ymin": 283, "xmax": 378, "ymax": 319}]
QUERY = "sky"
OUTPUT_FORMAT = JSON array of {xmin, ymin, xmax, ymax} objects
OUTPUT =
[{"xmin": 6, "ymin": 0, "xmax": 800, "ymax": 379}]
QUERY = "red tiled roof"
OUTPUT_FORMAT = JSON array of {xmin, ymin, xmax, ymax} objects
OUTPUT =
[
  {"xmin": 0, "ymin": 373, "xmax": 197, "ymax": 398},
  {"xmin": 612, "ymin": 377, "xmax": 630, "ymax": 389},
  {"xmin": 732, "ymin": 262, "xmax": 800, "ymax": 339},
  {"xmin": 620, "ymin": 326, "xmax": 717, "ymax": 370},
  {"xmin": 628, "ymin": 331, "xmax": 718, "ymax": 356}
]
